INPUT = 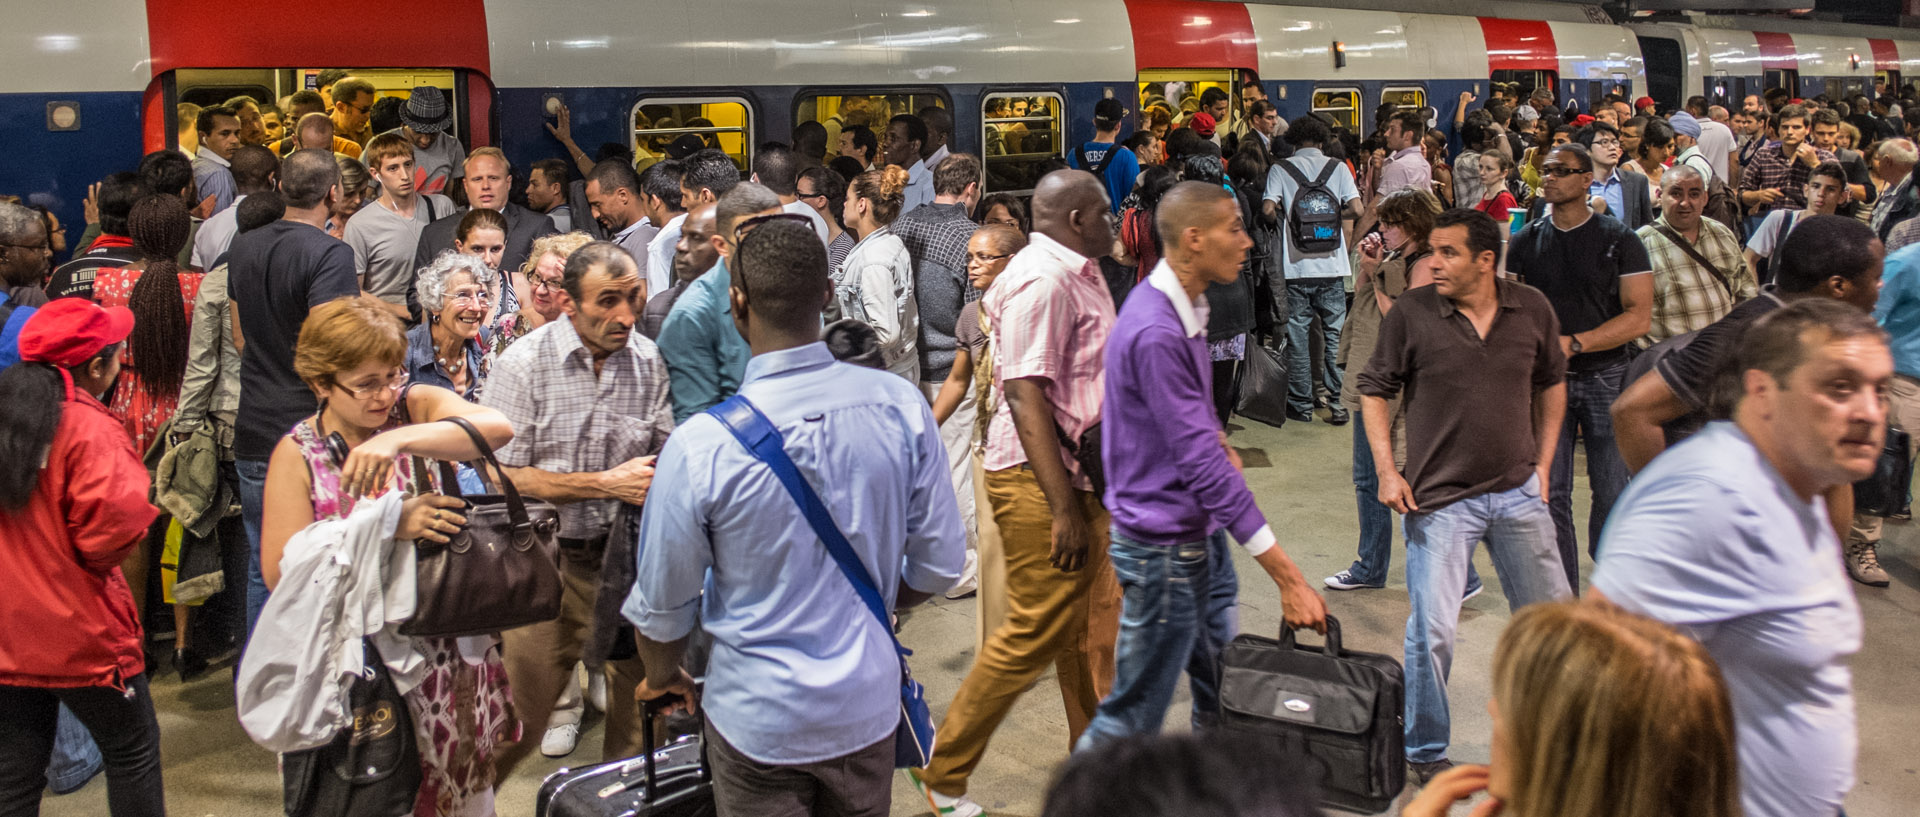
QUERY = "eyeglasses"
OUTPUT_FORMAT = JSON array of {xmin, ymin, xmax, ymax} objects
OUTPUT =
[
  {"xmin": 531, "ymin": 273, "xmax": 566, "ymax": 292},
  {"xmin": 968, "ymin": 251, "xmax": 1013, "ymax": 264},
  {"xmin": 795, "ymin": 190, "xmax": 827, "ymax": 202},
  {"xmin": 734, "ymin": 212, "xmax": 816, "ymax": 240},
  {"xmin": 1542, "ymin": 166, "xmax": 1591, "ymax": 178},
  {"xmin": 449, "ymin": 290, "xmax": 494, "ymax": 307},
  {"xmin": 337, "ymin": 369, "xmax": 409, "ymax": 400}
]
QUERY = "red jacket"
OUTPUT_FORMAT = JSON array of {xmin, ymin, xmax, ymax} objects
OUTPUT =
[{"xmin": 0, "ymin": 391, "xmax": 158, "ymax": 688}]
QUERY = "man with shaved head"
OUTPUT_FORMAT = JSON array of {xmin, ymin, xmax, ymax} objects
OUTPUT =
[
  {"xmin": 909, "ymin": 170, "xmax": 1123, "ymax": 817},
  {"xmin": 1074, "ymin": 182, "xmax": 1326, "ymax": 750},
  {"xmin": 642, "ymin": 202, "xmax": 717, "ymax": 339}
]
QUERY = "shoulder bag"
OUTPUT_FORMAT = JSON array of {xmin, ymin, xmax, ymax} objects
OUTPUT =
[
  {"xmin": 397, "ymin": 415, "xmax": 564, "ymax": 638},
  {"xmin": 704, "ymin": 395, "xmax": 936, "ymax": 768},
  {"xmin": 1651, "ymin": 223, "xmax": 1738, "ymax": 300}
]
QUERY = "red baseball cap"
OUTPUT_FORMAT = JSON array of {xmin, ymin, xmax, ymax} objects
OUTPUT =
[
  {"xmin": 1634, "ymin": 96, "xmax": 1656, "ymax": 109},
  {"xmin": 1574, "ymin": 114, "xmax": 1595, "ymax": 126},
  {"xmin": 18, "ymin": 298, "xmax": 133, "ymax": 368},
  {"xmin": 1191, "ymin": 112, "xmax": 1218, "ymax": 138}
]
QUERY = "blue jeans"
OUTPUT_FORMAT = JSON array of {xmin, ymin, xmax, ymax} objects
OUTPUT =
[
  {"xmin": 237, "ymin": 458, "xmax": 270, "ymax": 637},
  {"xmin": 1347, "ymin": 415, "xmax": 1481, "ymax": 592},
  {"xmin": 1074, "ymin": 530, "xmax": 1239, "ymax": 751},
  {"xmin": 44, "ymin": 705, "xmax": 100, "ymax": 794},
  {"xmin": 1550, "ymin": 361, "xmax": 1632, "ymax": 594},
  {"xmin": 1285, "ymin": 278, "xmax": 1347, "ymax": 415},
  {"xmin": 1403, "ymin": 475, "xmax": 1570, "ymax": 763}
]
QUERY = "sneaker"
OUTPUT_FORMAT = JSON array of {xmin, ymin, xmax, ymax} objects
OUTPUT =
[
  {"xmin": 945, "ymin": 551, "xmax": 980, "ymax": 600},
  {"xmin": 1326, "ymin": 405, "xmax": 1351, "ymax": 426},
  {"xmin": 1323, "ymin": 570, "xmax": 1385, "ymax": 591},
  {"xmin": 906, "ymin": 768, "xmax": 985, "ymax": 817},
  {"xmin": 588, "ymin": 672, "xmax": 608, "ymax": 713},
  {"xmin": 1463, "ymin": 580, "xmax": 1484, "ymax": 602},
  {"xmin": 541, "ymin": 722, "xmax": 580, "ymax": 758},
  {"xmin": 1846, "ymin": 540, "xmax": 1892, "ymax": 587},
  {"xmin": 1409, "ymin": 758, "xmax": 1455, "ymax": 786}
]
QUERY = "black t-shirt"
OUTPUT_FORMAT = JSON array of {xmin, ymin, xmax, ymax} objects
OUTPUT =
[
  {"xmin": 1506, "ymin": 213, "xmax": 1653, "ymax": 372},
  {"xmin": 44, "ymin": 243, "xmax": 143, "ymax": 301},
  {"xmin": 229, "ymin": 221, "xmax": 358, "ymax": 461},
  {"xmin": 1654, "ymin": 291, "xmax": 1785, "ymax": 424}
]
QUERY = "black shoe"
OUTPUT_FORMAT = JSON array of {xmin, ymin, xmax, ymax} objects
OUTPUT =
[
  {"xmin": 175, "ymin": 648, "xmax": 209, "ymax": 683},
  {"xmin": 1326, "ymin": 405, "xmax": 1350, "ymax": 425},
  {"xmin": 1285, "ymin": 408, "xmax": 1316, "ymax": 423},
  {"xmin": 1410, "ymin": 758, "xmax": 1455, "ymax": 786}
]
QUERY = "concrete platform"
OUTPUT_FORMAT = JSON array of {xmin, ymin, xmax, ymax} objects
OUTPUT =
[{"xmin": 38, "ymin": 412, "xmax": 1920, "ymax": 816}]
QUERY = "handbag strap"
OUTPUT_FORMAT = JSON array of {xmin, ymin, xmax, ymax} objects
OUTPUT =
[
  {"xmin": 438, "ymin": 415, "xmax": 533, "ymax": 530},
  {"xmin": 1651, "ymin": 223, "xmax": 1736, "ymax": 299},
  {"xmin": 703, "ymin": 395, "xmax": 910, "ymax": 667}
]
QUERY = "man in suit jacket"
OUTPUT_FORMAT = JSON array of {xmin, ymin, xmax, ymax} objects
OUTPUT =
[{"xmin": 412, "ymin": 147, "xmax": 559, "ymax": 319}]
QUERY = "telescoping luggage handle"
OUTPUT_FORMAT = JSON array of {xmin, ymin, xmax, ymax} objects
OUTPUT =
[
  {"xmin": 1280, "ymin": 614, "xmax": 1345, "ymax": 657},
  {"xmin": 637, "ymin": 691, "xmax": 708, "ymax": 802}
]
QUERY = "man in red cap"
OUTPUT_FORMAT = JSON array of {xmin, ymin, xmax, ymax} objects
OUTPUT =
[
  {"xmin": 1635, "ymin": 96, "xmax": 1658, "ymax": 116},
  {"xmin": 0, "ymin": 297, "xmax": 166, "ymax": 817}
]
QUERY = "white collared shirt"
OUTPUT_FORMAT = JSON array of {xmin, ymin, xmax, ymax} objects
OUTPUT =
[{"xmin": 1145, "ymin": 260, "xmax": 1211, "ymax": 337}]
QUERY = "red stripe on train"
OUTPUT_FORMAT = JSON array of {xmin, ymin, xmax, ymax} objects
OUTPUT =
[
  {"xmin": 1478, "ymin": 18, "xmax": 1557, "ymax": 72},
  {"xmin": 1753, "ymin": 31, "xmax": 1797, "ymax": 71},
  {"xmin": 1124, "ymin": 0, "xmax": 1257, "ymax": 70},
  {"xmin": 1870, "ymin": 38, "xmax": 1901, "ymax": 72},
  {"xmin": 143, "ymin": 0, "xmax": 492, "ymax": 76}
]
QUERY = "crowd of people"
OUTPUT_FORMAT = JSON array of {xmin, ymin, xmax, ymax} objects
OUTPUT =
[{"xmin": 0, "ymin": 69, "xmax": 1909, "ymax": 817}]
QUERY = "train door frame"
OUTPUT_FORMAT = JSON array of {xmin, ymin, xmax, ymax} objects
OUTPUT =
[
  {"xmin": 1310, "ymin": 86, "xmax": 1364, "ymax": 135},
  {"xmin": 630, "ymin": 94, "xmax": 757, "ymax": 174},
  {"xmin": 1636, "ymin": 35, "xmax": 1687, "ymax": 111},
  {"xmin": 1766, "ymin": 68, "xmax": 1801, "ymax": 97},
  {"xmin": 154, "ymin": 66, "xmax": 478, "ymax": 154},
  {"xmin": 979, "ymin": 88, "xmax": 1066, "ymax": 198}
]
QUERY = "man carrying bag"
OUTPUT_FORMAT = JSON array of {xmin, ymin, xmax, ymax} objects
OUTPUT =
[{"xmin": 623, "ymin": 218, "xmax": 964, "ymax": 817}]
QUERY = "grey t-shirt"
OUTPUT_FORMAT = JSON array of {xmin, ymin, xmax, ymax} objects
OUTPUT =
[
  {"xmin": 383, "ymin": 129, "xmax": 466, "ymax": 197},
  {"xmin": 346, "ymin": 194, "xmax": 455, "ymax": 304}
]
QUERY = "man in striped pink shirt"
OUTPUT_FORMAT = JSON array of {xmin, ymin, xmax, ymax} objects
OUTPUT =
[{"xmin": 909, "ymin": 171, "xmax": 1123, "ymax": 817}]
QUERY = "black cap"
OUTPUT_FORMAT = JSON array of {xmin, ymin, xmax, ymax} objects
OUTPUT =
[
  {"xmin": 664, "ymin": 134, "xmax": 708, "ymax": 159},
  {"xmin": 1094, "ymin": 98, "xmax": 1128, "ymax": 126}
]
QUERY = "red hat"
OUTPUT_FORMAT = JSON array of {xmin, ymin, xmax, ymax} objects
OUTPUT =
[
  {"xmin": 18, "ymin": 298, "xmax": 133, "ymax": 369},
  {"xmin": 1191, "ymin": 112, "xmax": 1217, "ymax": 138},
  {"xmin": 1573, "ymin": 114, "xmax": 1595, "ymax": 126},
  {"xmin": 1634, "ymin": 96, "xmax": 1656, "ymax": 110}
]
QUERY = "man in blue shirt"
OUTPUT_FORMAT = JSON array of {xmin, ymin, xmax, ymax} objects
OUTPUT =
[
  {"xmin": 626, "ymin": 218, "xmax": 964, "ymax": 816},
  {"xmin": 1069, "ymin": 99, "xmax": 1140, "ymax": 214},
  {"xmin": 1845, "ymin": 241, "xmax": 1920, "ymax": 585},
  {"xmin": 1594, "ymin": 298, "xmax": 1886, "ymax": 817},
  {"xmin": 655, "ymin": 183, "xmax": 783, "ymax": 422}
]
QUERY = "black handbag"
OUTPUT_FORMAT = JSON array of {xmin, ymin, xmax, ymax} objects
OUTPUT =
[
  {"xmin": 1218, "ymin": 615, "xmax": 1405, "ymax": 814},
  {"xmin": 397, "ymin": 415, "xmax": 564, "ymax": 638},
  {"xmin": 1234, "ymin": 336, "xmax": 1291, "ymax": 429},
  {"xmin": 1054, "ymin": 422, "xmax": 1106, "ymax": 499},
  {"xmin": 282, "ymin": 640, "xmax": 421, "ymax": 817},
  {"xmin": 1853, "ymin": 425, "xmax": 1913, "ymax": 518}
]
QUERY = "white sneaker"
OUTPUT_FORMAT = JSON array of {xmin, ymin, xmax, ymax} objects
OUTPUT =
[
  {"xmin": 945, "ymin": 551, "xmax": 980, "ymax": 600},
  {"xmin": 541, "ymin": 722, "xmax": 579, "ymax": 758},
  {"xmin": 588, "ymin": 672, "xmax": 608, "ymax": 713},
  {"xmin": 906, "ymin": 769, "xmax": 984, "ymax": 817}
]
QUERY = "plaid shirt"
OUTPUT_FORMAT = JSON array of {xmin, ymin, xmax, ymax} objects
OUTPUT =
[
  {"xmin": 891, "ymin": 201, "xmax": 980, "ymax": 380},
  {"xmin": 481, "ymin": 317, "xmax": 676, "ymax": 539},
  {"xmin": 1739, "ymin": 142, "xmax": 1835, "ymax": 215},
  {"xmin": 1636, "ymin": 216, "xmax": 1757, "ymax": 345}
]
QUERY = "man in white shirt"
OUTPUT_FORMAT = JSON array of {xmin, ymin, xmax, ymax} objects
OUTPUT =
[
  {"xmin": 888, "ymin": 114, "xmax": 935, "ymax": 214},
  {"xmin": 1263, "ymin": 115, "xmax": 1362, "ymax": 425},
  {"xmin": 919, "ymin": 105, "xmax": 954, "ymax": 182},
  {"xmin": 750, "ymin": 146, "xmax": 830, "ymax": 246},
  {"xmin": 191, "ymin": 145, "xmax": 277, "ymax": 270},
  {"xmin": 586, "ymin": 159, "xmax": 657, "ymax": 298},
  {"xmin": 642, "ymin": 159, "xmax": 690, "ymax": 296},
  {"xmin": 1693, "ymin": 110, "xmax": 1739, "ymax": 185}
]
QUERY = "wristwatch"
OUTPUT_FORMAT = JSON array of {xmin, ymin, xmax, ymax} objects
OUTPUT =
[{"xmin": 1568, "ymin": 335, "xmax": 1584, "ymax": 355}]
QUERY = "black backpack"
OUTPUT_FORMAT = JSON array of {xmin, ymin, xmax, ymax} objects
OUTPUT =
[
  {"xmin": 1076, "ymin": 142, "xmax": 1120, "ymax": 177},
  {"xmin": 1278, "ymin": 159, "xmax": 1344, "ymax": 255}
]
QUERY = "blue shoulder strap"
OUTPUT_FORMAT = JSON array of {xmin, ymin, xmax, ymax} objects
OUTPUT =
[{"xmin": 704, "ymin": 395, "xmax": 905, "ymax": 655}]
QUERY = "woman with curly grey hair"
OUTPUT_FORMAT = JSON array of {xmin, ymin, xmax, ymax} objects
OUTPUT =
[{"xmin": 407, "ymin": 250, "xmax": 497, "ymax": 401}]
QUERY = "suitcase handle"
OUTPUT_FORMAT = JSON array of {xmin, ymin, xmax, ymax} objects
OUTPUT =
[
  {"xmin": 1280, "ymin": 614, "xmax": 1343, "ymax": 656},
  {"xmin": 640, "ymin": 686, "xmax": 710, "ymax": 801}
]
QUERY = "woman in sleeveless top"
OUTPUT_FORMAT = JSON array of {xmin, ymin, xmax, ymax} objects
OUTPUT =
[{"xmin": 259, "ymin": 295, "xmax": 518, "ymax": 817}]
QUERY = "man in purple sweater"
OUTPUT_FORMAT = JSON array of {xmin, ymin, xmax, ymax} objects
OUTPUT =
[{"xmin": 1074, "ymin": 182, "xmax": 1327, "ymax": 750}]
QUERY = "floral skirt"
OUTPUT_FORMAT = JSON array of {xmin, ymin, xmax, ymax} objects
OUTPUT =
[
  {"xmin": 1209, "ymin": 334, "xmax": 1247, "ymax": 363},
  {"xmin": 406, "ymin": 639, "xmax": 517, "ymax": 817}
]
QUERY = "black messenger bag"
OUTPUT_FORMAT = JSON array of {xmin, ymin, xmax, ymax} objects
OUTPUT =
[{"xmin": 1218, "ymin": 615, "xmax": 1405, "ymax": 814}]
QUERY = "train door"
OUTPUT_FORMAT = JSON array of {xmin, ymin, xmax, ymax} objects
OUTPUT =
[
  {"xmin": 1490, "ymin": 69, "xmax": 1558, "ymax": 110},
  {"xmin": 1136, "ymin": 69, "xmax": 1245, "ymax": 140},
  {"xmin": 1710, "ymin": 72, "xmax": 1741, "ymax": 110},
  {"xmin": 1765, "ymin": 69, "xmax": 1801, "ymax": 96},
  {"xmin": 631, "ymin": 97, "xmax": 755, "ymax": 175},
  {"xmin": 166, "ymin": 68, "xmax": 467, "ymax": 155},
  {"xmin": 980, "ymin": 90, "xmax": 1064, "ymax": 196},
  {"xmin": 1637, "ymin": 36, "xmax": 1686, "ymax": 110},
  {"xmin": 1877, "ymin": 70, "xmax": 1903, "ymax": 97}
]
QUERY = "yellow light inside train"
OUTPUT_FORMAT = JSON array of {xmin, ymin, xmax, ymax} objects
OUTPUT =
[{"xmin": 1333, "ymin": 41, "xmax": 1347, "ymax": 69}]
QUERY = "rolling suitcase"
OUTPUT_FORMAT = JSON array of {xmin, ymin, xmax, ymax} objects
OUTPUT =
[
  {"xmin": 1217, "ymin": 615, "xmax": 1405, "ymax": 814},
  {"xmin": 536, "ymin": 696, "xmax": 714, "ymax": 817}
]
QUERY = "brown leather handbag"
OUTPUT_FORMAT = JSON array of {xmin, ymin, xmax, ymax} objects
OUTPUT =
[{"xmin": 398, "ymin": 415, "xmax": 563, "ymax": 638}]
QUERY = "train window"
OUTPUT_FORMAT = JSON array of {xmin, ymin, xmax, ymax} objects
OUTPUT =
[
  {"xmin": 1380, "ymin": 87, "xmax": 1426, "ymax": 114},
  {"xmin": 1312, "ymin": 88, "xmax": 1362, "ymax": 132},
  {"xmin": 1137, "ymin": 69, "xmax": 1239, "ymax": 136},
  {"xmin": 632, "ymin": 98, "xmax": 752, "ymax": 174},
  {"xmin": 981, "ymin": 92, "xmax": 1063, "ymax": 195},
  {"xmin": 1490, "ymin": 69, "xmax": 1558, "ymax": 107},
  {"xmin": 796, "ymin": 92, "xmax": 947, "ymax": 165}
]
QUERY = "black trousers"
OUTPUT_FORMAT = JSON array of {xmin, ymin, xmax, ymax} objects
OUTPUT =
[{"xmin": 0, "ymin": 675, "xmax": 165, "ymax": 817}]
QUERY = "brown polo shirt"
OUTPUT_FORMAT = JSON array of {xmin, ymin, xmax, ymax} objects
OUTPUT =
[{"xmin": 1356, "ymin": 279, "xmax": 1567, "ymax": 511}]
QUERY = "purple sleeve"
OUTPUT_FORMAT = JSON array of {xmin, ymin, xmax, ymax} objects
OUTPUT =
[{"xmin": 1130, "ymin": 328, "xmax": 1268, "ymax": 543}]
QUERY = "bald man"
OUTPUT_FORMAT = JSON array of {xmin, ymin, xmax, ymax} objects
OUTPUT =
[
  {"xmin": 909, "ymin": 170, "xmax": 1124, "ymax": 817},
  {"xmin": 1075, "ymin": 182, "xmax": 1325, "ymax": 750}
]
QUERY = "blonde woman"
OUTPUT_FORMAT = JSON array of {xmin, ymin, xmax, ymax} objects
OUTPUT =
[
  {"xmin": 491, "ymin": 231, "xmax": 593, "ymax": 358},
  {"xmin": 1404, "ymin": 601, "xmax": 1738, "ymax": 817}
]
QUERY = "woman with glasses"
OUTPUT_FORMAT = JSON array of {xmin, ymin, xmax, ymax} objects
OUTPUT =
[
  {"xmin": 491, "ymin": 231, "xmax": 592, "ymax": 359},
  {"xmin": 975, "ymin": 192, "xmax": 1030, "ymax": 235},
  {"xmin": 836, "ymin": 165, "xmax": 921, "ymax": 381},
  {"xmin": 260, "ymin": 294, "xmax": 516, "ymax": 817},
  {"xmin": 409, "ymin": 251, "xmax": 496, "ymax": 401}
]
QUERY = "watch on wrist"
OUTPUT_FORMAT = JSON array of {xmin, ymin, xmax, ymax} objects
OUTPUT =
[{"xmin": 1569, "ymin": 335, "xmax": 1584, "ymax": 355}]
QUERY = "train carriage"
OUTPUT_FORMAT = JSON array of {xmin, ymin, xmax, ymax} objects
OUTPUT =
[{"xmin": 5, "ymin": 0, "xmax": 1920, "ymax": 252}]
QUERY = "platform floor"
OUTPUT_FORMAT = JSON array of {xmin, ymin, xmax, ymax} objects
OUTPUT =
[{"xmin": 37, "ymin": 412, "xmax": 1920, "ymax": 817}]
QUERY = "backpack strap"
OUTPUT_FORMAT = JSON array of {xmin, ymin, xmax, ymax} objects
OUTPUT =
[
  {"xmin": 1310, "ymin": 157, "xmax": 1340, "ymax": 186},
  {"xmin": 1278, "ymin": 159, "xmax": 1312, "ymax": 187},
  {"xmin": 1077, "ymin": 143, "xmax": 1116, "ymax": 176}
]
